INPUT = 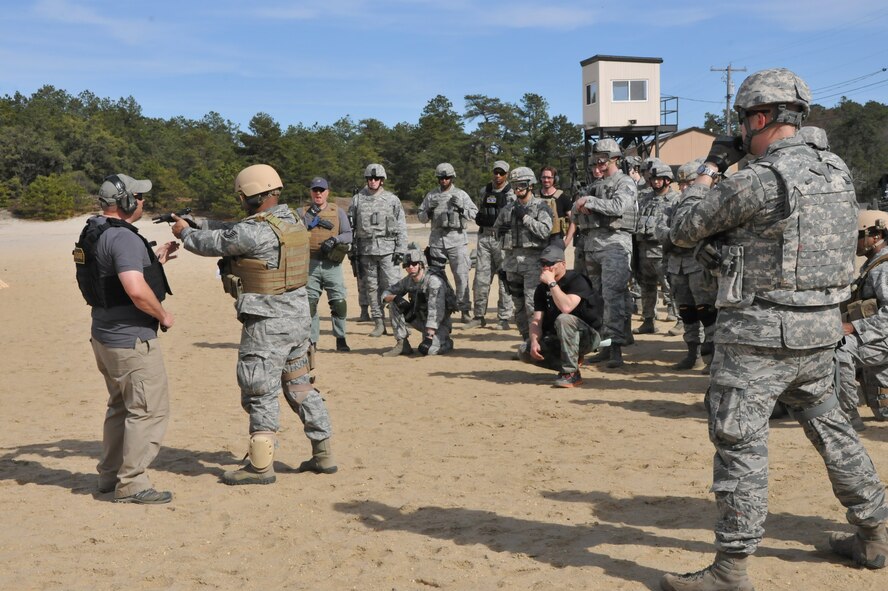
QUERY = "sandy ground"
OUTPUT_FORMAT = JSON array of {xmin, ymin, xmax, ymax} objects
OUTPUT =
[{"xmin": 1, "ymin": 212, "xmax": 887, "ymax": 591}]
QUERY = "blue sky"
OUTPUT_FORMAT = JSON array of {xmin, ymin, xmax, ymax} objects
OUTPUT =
[{"xmin": 2, "ymin": 0, "xmax": 886, "ymax": 132}]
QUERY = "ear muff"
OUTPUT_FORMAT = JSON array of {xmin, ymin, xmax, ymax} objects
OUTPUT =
[{"xmin": 104, "ymin": 174, "xmax": 137, "ymax": 214}]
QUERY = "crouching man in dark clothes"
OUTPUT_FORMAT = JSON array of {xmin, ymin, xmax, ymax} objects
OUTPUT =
[{"xmin": 518, "ymin": 243, "xmax": 601, "ymax": 388}]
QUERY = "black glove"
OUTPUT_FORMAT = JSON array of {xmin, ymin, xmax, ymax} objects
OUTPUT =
[
  {"xmin": 512, "ymin": 202, "xmax": 527, "ymax": 219},
  {"xmin": 393, "ymin": 295, "xmax": 412, "ymax": 316},
  {"xmin": 706, "ymin": 136, "xmax": 745, "ymax": 174},
  {"xmin": 392, "ymin": 252, "xmax": 404, "ymax": 264},
  {"xmin": 320, "ymin": 237, "xmax": 338, "ymax": 256},
  {"xmin": 418, "ymin": 334, "xmax": 434, "ymax": 356}
]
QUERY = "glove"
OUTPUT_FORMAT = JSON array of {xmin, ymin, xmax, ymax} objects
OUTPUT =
[
  {"xmin": 706, "ymin": 135, "xmax": 745, "ymax": 174},
  {"xmin": 448, "ymin": 195, "xmax": 460, "ymax": 207},
  {"xmin": 418, "ymin": 334, "xmax": 434, "ymax": 356},
  {"xmin": 320, "ymin": 237, "xmax": 338, "ymax": 257},
  {"xmin": 393, "ymin": 295, "xmax": 412, "ymax": 316},
  {"xmin": 512, "ymin": 202, "xmax": 527, "ymax": 219},
  {"xmin": 392, "ymin": 252, "xmax": 404, "ymax": 264}
]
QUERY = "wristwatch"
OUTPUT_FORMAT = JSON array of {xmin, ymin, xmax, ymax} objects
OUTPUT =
[
  {"xmin": 696, "ymin": 163, "xmax": 720, "ymax": 179},
  {"xmin": 548, "ymin": 281, "xmax": 558, "ymax": 288}
]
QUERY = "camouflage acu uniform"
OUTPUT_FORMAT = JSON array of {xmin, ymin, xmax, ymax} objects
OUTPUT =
[
  {"xmin": 654, "ymin": 199, "xmax": 718, "ymax": 348},
  {"xmin": 837, "ymin": 253, "xmax": 888, "ymax": 419},
  {"xmin": 670, "ymin": 134, "xmax": 888, "ymax": 555},
  {"xmin": 349, "ymin": 188, "xmax": 408, "ymax": 320},
  {"xmin": 572, "ymin": 170, "xmax": 637, "ymax": 345},
  {"xmin": 494, "ymin": 197, "xmax": 553, "ymax": 338},
  {"xmin": 634, "ymin": 186, "xmax": 674, "ymax": 321},
  {"xmin": 417, "ymin": 184, "xmax": 478, "ymax": 313},
  {"xmin": 180, "ymin": 204, "xmax": 332, "ymax": 441},
  {"xmin": 383, "ymin": 269, "xmax": 455, "ymax": 354},
  {"xmin": 473, "ymin": 182, "xmax": 515, "ymax": 322}
]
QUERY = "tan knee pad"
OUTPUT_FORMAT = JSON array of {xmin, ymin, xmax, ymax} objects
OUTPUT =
[{"xmin": 249, "ymin": 431, "xmax": 275, "ymax": 472}]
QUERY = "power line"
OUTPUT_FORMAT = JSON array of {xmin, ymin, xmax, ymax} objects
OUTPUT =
[
  {"xmin": 814, "ymin": 78, "xmax": 888, "ymax": 101},
  {"xmin": 666, "ymin": 95, "xmax": 723, "ymax": 105},
  {"xmin": 812, "ymin": 68, "xmax": 887, "ymax": 92}
]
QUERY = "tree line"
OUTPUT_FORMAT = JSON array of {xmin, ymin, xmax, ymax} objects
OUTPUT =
[{"xmin": 0, "ymin": 85, "xmax": 885, "ymax": 220}]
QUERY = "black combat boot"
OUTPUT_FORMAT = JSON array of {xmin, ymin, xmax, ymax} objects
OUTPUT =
[
  {"xmin": 588, "ymin": 346, "xmax": 610, "ymax": 363},
  {"xmin": 633, "ymin": 318, "xmax": 655, "ymax": 334},
  {"xmin": 673, "ymin": 343, "xmax": 702, "ymax": 370},
  {"xmin": 606, "ymin": 345, "xmax": 624, "ymax": 368}
]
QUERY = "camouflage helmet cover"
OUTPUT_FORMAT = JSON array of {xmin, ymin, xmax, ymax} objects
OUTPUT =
[
  {"xmin": 677, "ymin": 158, "xmax": 705, "ymax": 183},
  {"xmin": 798, "ymin": 126, "xmax": 829, "ymax": 151},
  {"xmin": 235, "ymin": 164, "xmax": 283, "ymax": 197},
  {"xmin": 649, "ymin": 161, "xmax": 674, "ymax": 180},
  {"xmin": 403, "ymin": 242, "xmax": 426, "ymax": 267},
  {"xmin": 734, "ymin": 67, "xmax": 811, "ymax": 124},
  {"xmin": 364, "ymin": 163, "xmax": 387, "ymax": 179},
  {"xmin": 509, "ymin": 166, "xmax": 538, "ymax": 186},
  {"xmin": 624, "ymin": 155, "xmax": 642, "ymax": 168},
  {"xmin": 859, "ymin": 209, "xmax": 888, "ymax": 233},
  {"xmin": 592, "ymin": 138, "xmax": 622, "ymax": 158},
  {"xmin": 435, "ymin": 162, "xmax": 457, "ymax": 178}
]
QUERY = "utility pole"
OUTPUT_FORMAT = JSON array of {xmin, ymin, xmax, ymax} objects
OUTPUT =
[{"xmin": 711, "ymin": 64, "xmax": 746, "ymax": 135}]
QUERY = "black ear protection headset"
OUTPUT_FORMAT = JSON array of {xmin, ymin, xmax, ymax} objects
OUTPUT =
[{"xmin": 103, "ymin": 174, "xmax": 137, "ymax": 214}]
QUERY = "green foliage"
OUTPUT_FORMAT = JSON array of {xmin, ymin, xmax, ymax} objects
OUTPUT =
[{"xmin": 14, "ymin": 172, "xmax": 92, "ymax": 220}]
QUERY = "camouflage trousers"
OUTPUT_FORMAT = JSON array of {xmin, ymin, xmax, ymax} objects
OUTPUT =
[
  {"xmin": 359, "ymin": 253, "xmax": 401, "ymax": 320},
  {"xmin": 634, "ymin": 252, "xmax": 672, "ymax": 320},
  {"xmin": 707, "ymin": 343, "xmax": 888, "ymax": 554},
  {"xmin": 306, "ymin": 258, "xmax": 348, "ymax": 343},
  {"xmin": 237, "ymin": 314, "xmax": 333, "ymax": 441},
  {"xmin": 472, "ymin": 230, "xmax": 513, "ymax": 321},
  {"xmin": 429, "ymin": 241, "xmax": 471, "ymax": 313},
  {"xmin": 583, "ymin": 244, "xmax": 632, "ymax": 345},
  {"xmin": 507, "ymin": 268, "xmax": 542, "ymax": 340},
  {"xmin": 519, "ymin": 314, "xmax": 600, "ymax": 373},
  {"xmin": 837, "ymin": 335, "xmax": 888, "ymax": 419},
  {"xmin": 388, "ymin": 302, "xmax": 453, "ymax": 355},
  {"xmin": 668, "ymin": 270, "xmax": 718, "ymax": 346}
]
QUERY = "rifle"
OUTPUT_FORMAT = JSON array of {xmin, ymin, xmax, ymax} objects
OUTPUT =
[{"xmin": 152, "ymin": 208, "xmax": 198, "ymax": 228}]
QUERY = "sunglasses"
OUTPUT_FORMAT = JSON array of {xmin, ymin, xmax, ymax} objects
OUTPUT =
[
  {"xmin": 493, "ymin": 170, "xmax": 507, "ymax": 176},
  {"xmin": 366, "ymin": 176, "xmax": 383, "ymax": 181},
  {"xmin": 437, "ymin": 176, "xmax": 453, "ymax": 180},
  {"xmin": 403, "ymin": 261, "xmax": 421, "ymax": 268},
  {"xmin": 540, "ymin": 260, "xmax": 560, "ymax": 267},
  {"xmin": 311, "ymin": 187, "xmax": 326, "ymax": 193}
]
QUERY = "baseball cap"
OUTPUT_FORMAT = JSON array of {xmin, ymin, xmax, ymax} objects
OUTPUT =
[
  {"xmin": 310, "ymin": 177, "xmax": 329, "ymax": 190},
  {"xmin": 539, "ymin": 244, "xmax": 565, "ymax": 264},
  {"xmin": 98, "ymin": 174, "xmax": 152, "ymax": 202},
  {"xmin": 493, "ymin": 160, "xmax": 510, "ymax": 173}
]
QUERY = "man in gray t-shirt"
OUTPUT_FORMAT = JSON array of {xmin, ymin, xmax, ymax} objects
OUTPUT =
[{"xmin": 74, "ymin": 173, "xmax": 178, "ymax": 505}]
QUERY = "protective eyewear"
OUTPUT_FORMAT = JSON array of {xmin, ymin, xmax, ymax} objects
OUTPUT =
[
  {"xmin": 513, "ymin": 182, "xmax": 531, "ymax": 191},
  {"xmin": 493, "ymin": 170, "xmax": 507, "ymax": 176},
  {"xmin": 540, "ymin": 260, "xmax": 560, "ymax": 268},
  {"xmin": 403, "ymin": 261, "xmax": 421, "ymax": 268},
  {"xmin": 540, "ymin": 175, "xmax": 554, "ymax": 180},
  {"xmin": 311, "ymin": 187, "xmax": 327, "ymax": 193},
  {"xmin": 593, "ymin": 158, "xmax": 610, "ymax": 166},
  {"xmin": 366, "ymin": 176, "xmax": 383, "ymax": 181},
  {"xmin": 437, "ymin": 175, "xmax": 453, "ymax": 180}
]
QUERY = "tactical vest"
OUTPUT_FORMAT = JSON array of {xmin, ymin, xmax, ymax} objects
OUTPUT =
[
  {"xmin": 430, "ymin": 190, "xmax": 467, "ymax": 231},
  {"xmin": 720, "ymin": 143, "xmax": 857, "ymax": 307},
  {"xmin": 222, "ymin": 212, "xmax": 309, "ymax": 298},
  {"xmin": 510, "ymin": 198, "xmax": 550, "ymax": 250},
  {"xmin": 73, "ymin": 217, "xmax": 171, "ymax": 308},
  {"xmin": 354, "ymin": 192, "xmax": 397, "ymax": 239},
  {"xmin": 306, "ymin": 203, "xmax": 341, "ymax": 256},
  {"xmin": 842, "ymin": 251, "xmax": 888, "ymax": 322},
  {"xmin": 575, "ymin": 173, "xmax": 637, "ymax": 232},
  {"xmin": 476, "ymin": 182, "xmax": 511, "ymax": 228},
  {"xmin": 540, "ymin": 189, "xmax": 565, "ymax": 235},
  {"xmin": 636, "ymin": 190, "xmax": 669, "ymax": 240}
]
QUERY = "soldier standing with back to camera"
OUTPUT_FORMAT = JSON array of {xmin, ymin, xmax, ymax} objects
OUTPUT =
[
  {"xmin": 493, "ymin": 166, "xmax": 553, "ymax": 342},
  {"xmin": 465, "ymin": 160, "xmax": 514, "ymax": 330},
  {"xmin": 297, "ymin": 176, "xmax": 352, "ymax": 352},
  {"xmin": 350, "ymin": 164, "xmax": 408, "ymax": 338},
  {"xmin": 660, "ymin": 68, "xmax": 888, "ymax": 591},
  {"xmin": 418, "ymin": 163, "xmax": 478, "ymax": 323},
  {"xmin": 76, "ymin": 173, "xmax": 178, "ymax": 504},
  {"xmin": 572, "ymin": 139, "xmax": 638, "ymax": 369},
  {"xmin": 172, "ymin": 164, "xmax": 337, "ymax": 485}
]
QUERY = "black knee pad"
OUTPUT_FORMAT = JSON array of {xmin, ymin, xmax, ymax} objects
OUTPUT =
[
  {"xmin": 696, "ymin": 304, "xmax": 717, "ymax": 327},
  {"xmin": 678, "ymin": 304, "xmax": 698, "ymax": 324},
  {"xmin": 329, "ymin": 298, "xmax": 347, "ymax": 319}
]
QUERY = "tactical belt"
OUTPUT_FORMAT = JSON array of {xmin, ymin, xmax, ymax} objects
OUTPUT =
[{"xmin": 790, "ymin": 394, "xmax": 839, "ymax": 422}]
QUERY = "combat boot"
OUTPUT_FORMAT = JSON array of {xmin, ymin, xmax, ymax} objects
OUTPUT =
[
  {"xmin": 498, "ymin": 319, "xmax": 511, "ymax": 330},
  {"xmin": 668, "ymin": 319, "xmax": 684, "ymax": 336},
  {"xmin": 633, "ymin": 318, "xmax": 655, "ymax": 334},
  {"xmin": 660, "ymin": 552, "xmax": 754, "ymax": 591},
  {"xmin": 383, "ymin": 338, "xmax": 413, "ymax": 357},
  {"xmin": 829, "ymin": 523, "xmax": 888, "ymax": 568},
  {"xmin": 460, "ymin": 311, "xmax": 472, "ymax": 324},
  {"xmin": 296, "ymin": 438, "xmax": 338, "ymax": 475},
  {"xmin": 588, "ymin": 346, "xmax": 611, "ymax": 363},
  {"xmin": 222, "ymin": 432, "xmax": 277, "ymax": 486},
  {"xmin": 358, "ymin": 305, "xmax": 371, "ymax": 322},
  {"xmin": 369, "ymin": 318, "xmax": 387, "ymax": 337},
  {"xmin": 673, "ymin": 344, "xmax": 703, "ymax": 370},
  {"xmin": 606, "ymin": 344, "xmax": 624, "ymax": 368},
  {"xmin": 335, "ymin": 337, "xmax": 351, "ymax": 352},
  {"xmin": 464, "ymin": 316, "xmax": 486, "ymax": 329}
]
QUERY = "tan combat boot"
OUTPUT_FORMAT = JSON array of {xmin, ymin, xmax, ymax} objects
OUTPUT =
[
  {"xmin": 660, "ymin": 552, "xmax": 755, "ymax": 591},
  {"xmin": 829, "ymin": 524, "xmax": 888, "ymax": 569},
  {"xmin": 222, "ymin": 432, "xmax": 277, "ymax": 485},
  {"xmin": 296, "ymin": 438, "xmax": 338, "ymax": 474}
]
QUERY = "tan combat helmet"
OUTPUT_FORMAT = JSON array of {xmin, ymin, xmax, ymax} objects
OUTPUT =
[
  {"xmin": 859, "ymin": 209, "xmax": 888, "ymax": 233},
  {"xmin": 677, "ymin": 158, "xmax": 705, "ymax": 184},
  {"xmin": 235, "ymin": 164, "xmax": 283, "ymax": 197},
  {"xmin": 364, "ymin": 163, "xmax": 387, "ymax": 179},
  {"xmin": 435, "ymin": 163, "xmax": 457, "ymax": 178}
]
